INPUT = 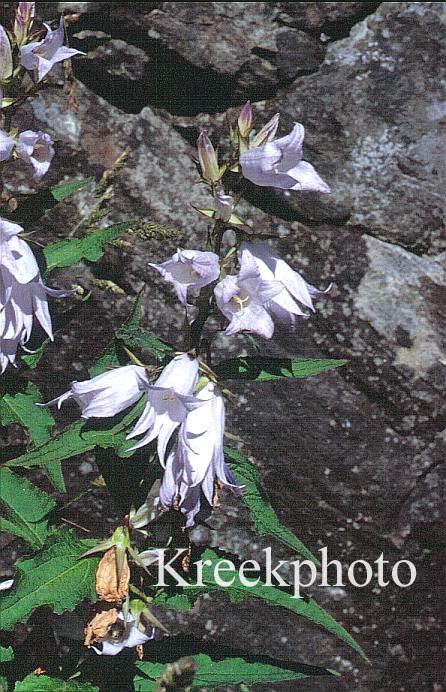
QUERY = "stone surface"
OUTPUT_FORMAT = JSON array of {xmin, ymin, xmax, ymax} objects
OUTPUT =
[{"xmin": 1, "ymin": 2, "xmax": 445, "ymax": 691}]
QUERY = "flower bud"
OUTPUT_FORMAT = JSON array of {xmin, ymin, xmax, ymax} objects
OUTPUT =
[
  {"xmin": 212, "ymin": 190, "xmax": 233, "ymax": 222},
  {"xmin": 237, "ymin": 101, "xmax": 252, "ymax": 138},
  {"xmin": 0, "ymin": 25, "xmax": 13, "ymax": 80},
  {"xmin": 14, "ymin": 2, "xmax": 35, "ymax": 46},
  {"xmin": 250, "ymin": 112, "xmax": 280, "ymax": 149},
  {"xmin": 197, "ymin": 130, "xmax": 220, "ymax": 184}
]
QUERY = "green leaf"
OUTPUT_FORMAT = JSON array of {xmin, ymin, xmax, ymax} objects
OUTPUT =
[
  {"xmin": 215, "ymin": 357, "xmax": 348, "ymax": 382},
  {"xmin": 0, "ymin": 527, "xmax": 98, "ymax": 631},
  {"xmin": 5, "ymin": 398, "xmax": 146, "ymax": 470},
  {"xmin": 0, "ymin": 674, "xmax": 8, "ymax": 692},
  {"xmin": 0, "ymin": 383, "xmax": 65, "ymax": 492},
  {"xmin": 154, "ymin": 548, "xmax": 365, "ymax": 660},
  {"xmin": 114, "ymin": 290, "xmax": 173, "ymax": 363},
  {"xmin": 134, "ymin": 653, "xmax": 333, "ymax": 691},
  {"xmin": 0, "ymin": 468, "xmax": 56, "ymax": 547},
  {"xmin": 224, "ymin": 447, "xmax": 319, "ymax": 564},
  {"xmin": 50, "ymin": 178, "xmax": 95, "ymax": 203},
  {"xmin": 14, "ymin": 674, "xmax": 98, "ymax": 691},
  {"xmin": 43, "ymin": 222, "xmax": 133, "ymax": 275},
  {"xmin": 0, "ymin": 646, "xmax": 14, "ymax": 663}
]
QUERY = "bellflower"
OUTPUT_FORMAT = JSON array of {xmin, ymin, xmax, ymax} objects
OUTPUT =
[
  {"xmin": 16, "ymin": 130, "xmax": 55, "ymax": 181},
  {"xmin": 150, "ymin": 249, "xmax": 220, "ymax": 305},
  {"xmin": 90, "ymin": 613, "xmax": 154, "ymax": 656},
  {"xmin": 14, "ymin": 2, "xmax": 35, "ymax": 46},
  {"xmin": 127, "ymin": 353, "xmax": 203, "ymax": 466},
  {"xmin": 239, "ymin": 241, "xmax": 330, "ymax": 324},
  {"xmin": 43, "ymin": 364, "xmax": 148, "ymax": 418},
  {"xmin": 240, "ymin": 122, "xmax": 330, "ymax": 193},
  {"xmin": 212, "ymin": 190, "xmax": 233, "ymax": 222},
  {"xmin": 237, "ymin": 101, "xmax": 253, "ymax": 138},
  {"xmin": 214, "ymin": 252, "xmax": 282, "ymax": 339},
  {"xmin": 197, "ymin": 130, "xmax": 220, "ymax": 184},
  {"xmin": 160, "ymin": 382, "xmax": 241, "ymax": 527},
  {"xmin": 20, "ymin": 17, "xmax": 84, "ymax": 83},
  {"xmin": 0, "ymin": 219, "xmax": 69, "ymax": 373},
  {"xmin": 0, "ymin": 24, "xmax": 13, "ymax": 80},
  {"xmin": 0, "ymin": 130, "xmax": 15, "ymax": 162}
]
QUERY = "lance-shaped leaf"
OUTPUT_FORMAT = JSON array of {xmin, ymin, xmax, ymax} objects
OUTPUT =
[
  {"xmin": 224, "ymin": 447, "xmax": 318, "ymax": 564},
  {"xmin": 0, "ymin": 468, "xmax": 56, "ymax": 546},
  {"xmin": 14, "ymin": 674, "xmax": 99, "ymax": 691},
  {"xmin": 215, "ymin": 356, "xmax": 347, "ymax": 381},
  {"xmin": 134, "ymin": 653, "xmax": 335, "ymax": 691},
  {"xmin": 153, "ymin": 548, "xmax": 366, "ymax": 659},
  {"xmin": 0, "ymin": 527, "xmax": 98, "ymax": 631},
  {"xmin": 43, "ymin": 222, "xmax": 133, "ymax": 276},
  {"xmin": 0, "ymin": 383, "xmax": 65, "ymax": 491},
  {"xmin": 50, "ymin": 177, "xmax": 96, "ymax": 203}
]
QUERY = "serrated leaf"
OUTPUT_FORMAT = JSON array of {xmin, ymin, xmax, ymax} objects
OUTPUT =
[
  {"xmin": 0, "ymin": 527, "xmax": 98, "ymax": 631},
  {"xmin": 0, "ymin": 468, "xmax": 55, "ymax": 546},
  {"xmin": 43, "ymin": 222, "xmax": 133, "ymax": 276},
  {"xmin": 5, "ymin": 398, "xmax": 146, "ymax": 470},
  {"xmin": 153, "ymin": 549, "xmax": 365, "ymax": 659},
  {"xmin": 14, "ymin": 674, "xmax": 98, "ymax": 691},
  {"xmin": 134, "ymin": 653, "xmax": 333, "ymax": 690},
  {"xmin": 50, "ymin": 178, "xmax": 95, "ymax": 203},
  {"xmin": 5, "ymin": 178, "xmax": 95, "ymax": 226},
  {"xmin": 0, "ymin": 646, "xmax": 14, "ymax": 662},
  {"xmin": 0, "ymin": 383, "xmax": 65, "ymax": 492},
  {"xmin": 215, "ymin": 357, "xmax": 347, "ymax": 381},
  {"xmin": 224, "ymin": 447, "xmax": 319, "ymax": 564}
]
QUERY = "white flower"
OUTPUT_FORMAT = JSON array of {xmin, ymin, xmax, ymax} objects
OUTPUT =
[
  {"xmin": 0, "ymin": 219, "xmax": 69, "ymax": 373},
  {"xmin": 43, "ymin": 365, "xmax": 148, "ymax": 418},
  {"xmin": 160, "ymin": 382, "xmax": 241, "ymax": 527},
  {"xmin": 127, "ymin": 353, "xmax": 203, "ymax": 466},
  {"xmin": 16, "ymin": 130, "xmax": 55, "ymax": 181},
  {"xmin": 0, "ymin": 24, "xmax": 13, "ymax": 80},
  {"xmin": 0, "ymin": 129, "xmax": 15, "ymax": 162},
  {"xmin": 90, "ymin": 613, "xmax": 154, "ymax": 656},
  {"xmin": 150, "ymin": 249, "xmax": 220, "ymax": 305},
  {"xmin": 20, "ymin": 17, "xmax": 84, "ymax": 83}
]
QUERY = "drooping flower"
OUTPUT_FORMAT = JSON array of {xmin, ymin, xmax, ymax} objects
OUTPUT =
[
  {"xmin": 214, "ymin": 252, "xmax": 282, "ymax": 339},
  {"xmin": 0, "ymin": 129, "xmax": 15, "ymax": 162},
  {"xmin": 212, "ymin": 190, "xmax": 233, "ymax": 222},
  {"xmin": 239, "ymin": 241, "xmax": 330, "ymax": 325},
  {"xmin": 127, "ymin": 353, "xmax": 203, "ymax": 466},
  {"xmin": 90, "ymin": 612, "xmax": 154, "ymax": 656},
  {"xmin": 0, "ymin": 218, "xmax": 70, "ymax": 373},
  {"xmin": 14, "ymin": 2, "xmax": 35, "ymax": 46},
  {"xmin": 197, "ymin": 130, "xmax": 220, "ymax": 184},
  {"xmin": 20, "ymin": 17, "xmax": 84, "ymax": 83},
  {"xmin": 42, "ymin": 364, "xmax": 148, "ymax": 418},
  {"xmin": 160, "ymin": 382, "xmax": 241, "ymax": 527},
  {"xmin": 150, "ymin": 249, "xmax": 220, "ymax": 305},
  {"xmin": 16, "ymin": 130, "xmax": 55, "ymax": 181},
  {"xmin": 240, "ymin": 122, "xmax": 330, "ymax": 193},
  {"xmin": 0, "ymin": 24, "xmax": 13, "ymax": 80}
]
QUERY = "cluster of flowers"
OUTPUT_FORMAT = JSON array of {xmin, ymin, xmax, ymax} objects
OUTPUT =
[{"xmin": 0, "ymin": 3, "xmax": 83, "ymax": 180}]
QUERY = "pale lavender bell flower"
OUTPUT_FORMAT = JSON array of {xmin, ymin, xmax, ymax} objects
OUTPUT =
[
  {"xmin": 214, "ymin": 251, "xmax": 282, "ymax": 339},
  {"xmin": 0, "ymin": 218, "xmax": 69, "ymax": 373},
  {"xmin": 0, "ymin": 24, "xmax": 13, "ymax": 80},
  {"xmin": 16, "ymin": 130, "xmax": 55, "ymax": 181},
  {"xmin": 90, "ymin": 613, "xmax": 154, "ymax": 656},
  {"xmin": 150, "ymin": 249, "xmax": 220, "ymax": 305},
  {"xmin": 240, "ymin": 122, "xmax": 330, "ymax": 193},
  {"xmin": 160, "ymin": 382, "xmax": 241, "ymax": 527},
  {"xmin": 43, "ymin": 364, "xmax": 148, "ymax": 418},
  {"xmin": 0, "ymin": 130, "xmax": 15, "ymax": 162},
  {"xmin": 239, "ymin": 241, "xmax": 330, "ymax": 325},
  {"xmin": 20, "ymin": 17, "xmax": 84, "ymax": 83},
  {"xmin": 127, "ymin": 353, "xmax": 203, "ymax": 466}
]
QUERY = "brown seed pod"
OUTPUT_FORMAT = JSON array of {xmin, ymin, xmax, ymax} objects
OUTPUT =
[
  {"xmin": 95, "ymin": 546, "xmax": 130, "ymax": 603},
  {"xmin": 84, "ymin": 608, "xmax": 118, "ymax": 647}
]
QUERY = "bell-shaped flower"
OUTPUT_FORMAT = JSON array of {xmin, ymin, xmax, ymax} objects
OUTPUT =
[
  {"xmin": 212, "ymin": 190, "xmax": 233, "ymax": 222},
  {"xmin": 42, "ymin": 364, "xmax": 148, "ymax": 418},
  {"xmin": 20, "ymin": 17, "xmax": 84, "ymax": 83},
  {"xmin": 14, "ymin": 2, "xmax": 35, "ymax": 46},
  {"xmin": 0, "ymin": 218, "xmax": 70, "ymax": 373},
  {"xmin": 127, "ymin": 353, "xmax": 203, "ymax": 466},
  {"xmin": 16, "ymin": 130, "xmax": 55, "ymax": 181},
  {"xmin": 0, "ymin": 25, "xmax": 13, "ymax": 80},
  {"xmin": 214, "ymin": 252, "xmax": 282, "ymax": 339},
  {"xmin": 90, "ymin": 613, "xmax": 154, "ymax": 656},
  {"xmin": 0, "ymin": 130, "xmax": 15, "ymax": 162},
  {"xmin": 239, "ymin": 241, "xmax": 330, "ymax": 325},
  {"xmin": 160, "ymin": 382, "xmax": 241, "ymax": 527},
  {"xmin": 150, "ymin": 249, "xmax": 220, "ymax": 305},
  {"xmin": 240, "ymin": 122, "xmax": 330, "ymax": 193}
]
